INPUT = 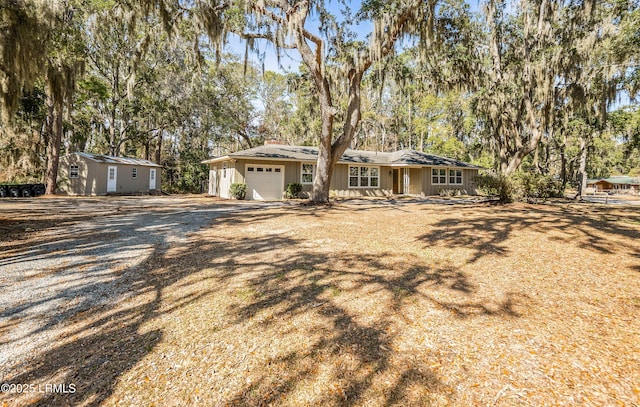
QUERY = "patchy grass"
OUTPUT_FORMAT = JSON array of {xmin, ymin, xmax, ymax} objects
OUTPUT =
[{"xmin": 2, "ymin": 198, "xmax": 639, "ymax": 406}]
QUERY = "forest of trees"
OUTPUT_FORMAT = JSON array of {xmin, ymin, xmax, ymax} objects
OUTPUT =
[{"xmin": 1, "ymin": 0, "xmax": 639, "ymax": 199}]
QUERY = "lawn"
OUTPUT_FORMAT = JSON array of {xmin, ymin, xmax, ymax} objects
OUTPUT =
[{"xmin": 1, "ymin": 198, "xmax": 639, "ymax": 406}]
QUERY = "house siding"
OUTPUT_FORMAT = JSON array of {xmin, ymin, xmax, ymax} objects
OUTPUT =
[
  {"xmin": 206, "ymin": 158, "xmax": 479, "ymax": 199},
  {"xmin": 330, "ymin": 164, "xmax": 393, "ymax": 198},
  {"xmin": 422, "ymin": 168, "xmax": 478, "ymax": 195}
]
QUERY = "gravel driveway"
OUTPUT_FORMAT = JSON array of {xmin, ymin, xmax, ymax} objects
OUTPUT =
[{"xmin": 0, "ymin": 196, "xmax": 279, "ymax": 386}]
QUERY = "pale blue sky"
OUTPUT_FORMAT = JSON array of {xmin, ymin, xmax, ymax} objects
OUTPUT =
[{"xmin": 225, "ymin": 1, "xmax": 483, "ymax": 73}]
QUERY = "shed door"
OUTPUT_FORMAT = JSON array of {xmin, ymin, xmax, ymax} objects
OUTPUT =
[
  {"xmin": 149, "ymin": 169, "xmax": 157, "ymax": 190},
  {"xmin": 219, "ymin": 162, "xmax": 231, "ymax": 198},
  {"xmin": 245, "ymin": 164, "xmax": 284, "ymax": 200},
  {"xmin": 107, "ymin": 166, "xmax": 117, "ymax": 192},
  {"xmin": 208, "ymin": 166, "xmax": 218, "ymax": 196}
]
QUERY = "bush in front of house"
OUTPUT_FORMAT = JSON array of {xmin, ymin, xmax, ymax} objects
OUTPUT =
[
  {"xmin": 284, "ymin": 182, "xmax": 303, "ymax": 199},
  {"xmin": 229, "ymin": 183, "xmax": 247, "ymax": 200},
  {"xmin": 438, "ymin": 188, "xmax": 468, "ymax": 197},
  {"xmin": 475, "ymin": 172, "xmax": 512, "ymax": 202},
  {"xmin": 509, "ymin": 172, "xmax": 564, "ymax": 203},
  {"xmin": 475, "ymin": 172, "xmax": 564, "ymax": 203}
]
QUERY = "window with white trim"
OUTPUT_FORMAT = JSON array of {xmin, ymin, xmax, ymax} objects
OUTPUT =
[
  {"xmin": 449, "ymin": 169, "xmax": 463, "ymax": 185},
  {"xmin": 69, "ymin": 165, "xmax": 79, "ymax": 179},
  {"xmin": 349, "ymin": 166, "xmax": 379, "ymax": 188},
  {"xmin": 132, "ymin": 167, "xmax": 137, "ymax": 178},
  {"xmin": 301, "ymin": 163, "xmax": 314, "ymax": 184},
  {"xmin": 432, "ymin": 168, "xmax": 446, "ymax": 185}
]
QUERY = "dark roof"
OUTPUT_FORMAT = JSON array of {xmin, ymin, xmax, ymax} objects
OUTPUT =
[
  {"xmin": 75, "ymin": 152, "xmax": 162, "ymax": 167},
  {"xmin": 203, "ymin": 145, "xmax": 482, "ymax": 169}
]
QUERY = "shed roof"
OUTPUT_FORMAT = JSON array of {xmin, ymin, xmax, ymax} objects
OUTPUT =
[
  {"xmin": 202, "ymin": 145, "xmax": 482, "ymax": 169},
  {"xmin": 587, "ymin": 176, "xmax": 640, "ymax": 185},
  {"xmin": 74, "ymin": 152, "xmax": 162, "ymax": 167}
]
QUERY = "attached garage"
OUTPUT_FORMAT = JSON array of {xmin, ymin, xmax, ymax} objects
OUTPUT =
[{"xmin": 245, "ymin": 164, "xmax": 284, "ymax": 200}]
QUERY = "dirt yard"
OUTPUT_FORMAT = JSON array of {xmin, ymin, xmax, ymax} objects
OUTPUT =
[{"xmin": 1, "ymin": 196, "xmax": 639, "ymax": 406}]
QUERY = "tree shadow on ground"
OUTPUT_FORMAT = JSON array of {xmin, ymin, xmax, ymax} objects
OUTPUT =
[
  {"xmin": 168, "ymin": 208, "xmax": 528, "ymax": 405},
  {"xmin": 0, "ymin": 198, "xmax": 262, "ymax": 406},
  {"xmin": 0, "ymin": 199, "xmax": 542, "ymax": 406},
  {"xmin": 418, "ymin": 203, "xmax": 640, "ymax": 265}
]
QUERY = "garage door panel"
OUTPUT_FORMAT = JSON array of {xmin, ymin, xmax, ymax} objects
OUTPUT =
[{"xmin": 246, "ymin": 165, "xmax": 284, "ymax": 200}]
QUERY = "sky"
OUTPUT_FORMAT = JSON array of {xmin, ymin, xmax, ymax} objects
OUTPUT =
[{"xmin": 225, "ymin": 1, "xmax": 482, "ymax": 73}]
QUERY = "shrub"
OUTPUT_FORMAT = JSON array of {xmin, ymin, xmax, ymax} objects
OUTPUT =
[
  {"xmin": 284, "ymin": 182, "xmax": 303, "ymax": 199},
  {"xmin": 510, "ymin": 172, "xmax": 564, "ymax": 203},
  {"xmin": 229, "ymin": 183, "xmax": 247, "ymax": 200},
  {"xmin": 438, "ymin": 188, "xmax": 468, "ymax": 197},
  {"xmin": 474, "ymin": 172, "xmax": 512, "ymax": 202},
  {"xmin": 474, "ymin": 172, "xmax": 564, "ymax": 203}
]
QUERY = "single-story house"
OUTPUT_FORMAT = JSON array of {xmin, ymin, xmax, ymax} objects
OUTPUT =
[
  {"xmin": 587, "ymin": 176, "xmax": 640, "ymax": 194},
  {"xmin": 57, "ymin": 152, "xmax": 161, "ymax": 195},
  {"xmin": 202, "ymin": 143, "xmax": 482, "ymax": 200}
]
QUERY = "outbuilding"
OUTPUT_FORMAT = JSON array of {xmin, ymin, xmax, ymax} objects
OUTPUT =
[{"xmin": 57, "ymin": 152, "xmax": 161, "ymax": 195}]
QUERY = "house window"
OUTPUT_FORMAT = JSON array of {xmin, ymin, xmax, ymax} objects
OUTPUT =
[
  {"xmin": 223, "ymin": 162, "xmax": 227, "ymax": 178},
  {"xmin": 132, "ymin": 168, "xmax": 137, "ymax": 178},
  {"xmin": 349, "ymin": 166, "xmax": 379, "ymax": 188},
  {"xmin": 449, "ymin": 169, "xmax": 463, "ymax": 185},
  {"xmin": 432, "ymin": 168, "xmax": 446, "ymax": 185},
  {"xmin": 150, "ymin": 170, "xmax": 155, "ymax": 180},
  {"xmin": 301, "ymin": 163, "xmax": 314, "ymax": 184},
  {"xmin": 248, "ymin": 167, "xmax": 255, "ymax": 172},
  {"xmin": 69, "ymin": 165, "xmax": 79, "ymax": 179}
]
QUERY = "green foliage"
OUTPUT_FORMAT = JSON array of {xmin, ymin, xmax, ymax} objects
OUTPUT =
[
  {"xmin": 229, "ymin": 183, "xmax": 247, "ymax": 200},
  {"xmin": 284, "ymin": 182, "xmax": 303, "ymax": 199},
  {"xmin": 475, "ymin": 172, "xmax": 564, "ymax": 203},
  {"xmin": 509, "ymin": 173, "xmax": 564, "ymax": 203},
  {"xmin": 474, "ymin": 172, "xmax": 512, "ymax": 202}
]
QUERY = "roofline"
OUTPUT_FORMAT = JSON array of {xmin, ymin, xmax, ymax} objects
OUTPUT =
[
  {"xmin": 202, "ymin": 155, "xmax": 482, "ymax": 169},
  {"xmin": 200, "ymin": 145, "xmax": 484, "ymax": 169},
  {"xmin": 201, "ymin": 155, "xmax": 231, "ymax": 164},
  {"xmin": 70, "ymin": 152, "xmax": 162, "ymax": 167}
]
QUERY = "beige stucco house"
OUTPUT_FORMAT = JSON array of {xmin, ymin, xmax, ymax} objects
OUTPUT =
[
  {"xmin": 57, "ymin": 152, "xmax": 161, "ymax": 195},
  {"xmin": 202, "ymin": 143, "xmax": 482, "ymax": 200}
]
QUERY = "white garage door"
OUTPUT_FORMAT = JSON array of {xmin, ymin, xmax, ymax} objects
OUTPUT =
[{"xmin": 245, "ymin": 164, "xmax": 284, "ymax": 200}]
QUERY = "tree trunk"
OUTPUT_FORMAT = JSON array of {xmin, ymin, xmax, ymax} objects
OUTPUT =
[
  {"xmin": 45, "ymin": 93, "xmax": 63, "ymax": 195},
  {"xmin": 309, "ymin": 70, "xmax": 362, "ymax": 203},
  {"xmin": 574, "ymin": 135, "xmax": 588, "ymax": 200},
  {"xmin": 560, "ymin": 138, "xmax": 567, "ymax": 189},
  {"xmin": 155, "ymin": 129, "xmax": 163, "ymax": 164},
  {"xmin": 109, "ymin": 107, "xmax": 117, "ymax": 156}
]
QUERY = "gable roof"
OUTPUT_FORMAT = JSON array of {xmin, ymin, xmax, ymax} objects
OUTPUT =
[
  {"xmin": 73, "ymin": 152, "xmax": 162, "ymax": 167},
  {"xmin": 587, "ymin": 176, "xmax": 640, "ymax": 185},
  {"xmin": 202, "ymin": 145, "xmax": 482, "ymax": 169}
]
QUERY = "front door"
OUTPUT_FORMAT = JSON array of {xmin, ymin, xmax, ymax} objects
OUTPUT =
[
  {"xmin": 403, "ymin": 168, "xmax": 410, "ymax": 194},
  {"xmin": 149, "ymin": 169, "xmax": 157, "ymax": 190},
  {"xmin": 107, "ymin": 166, "xmax": 117, "ymax": 192},
  {"xmin": 393, "ymin": 169, "xmax": 399, "ymax": 194}
]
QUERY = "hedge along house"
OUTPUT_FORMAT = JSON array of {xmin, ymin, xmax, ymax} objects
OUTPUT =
[
  {"xmin": 57, "ymin": 152, "xmax": 161, "ymax": 195},
  {"xmin": 202, "ymin": 143, "xmax": 482, "ymax": 200}
]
